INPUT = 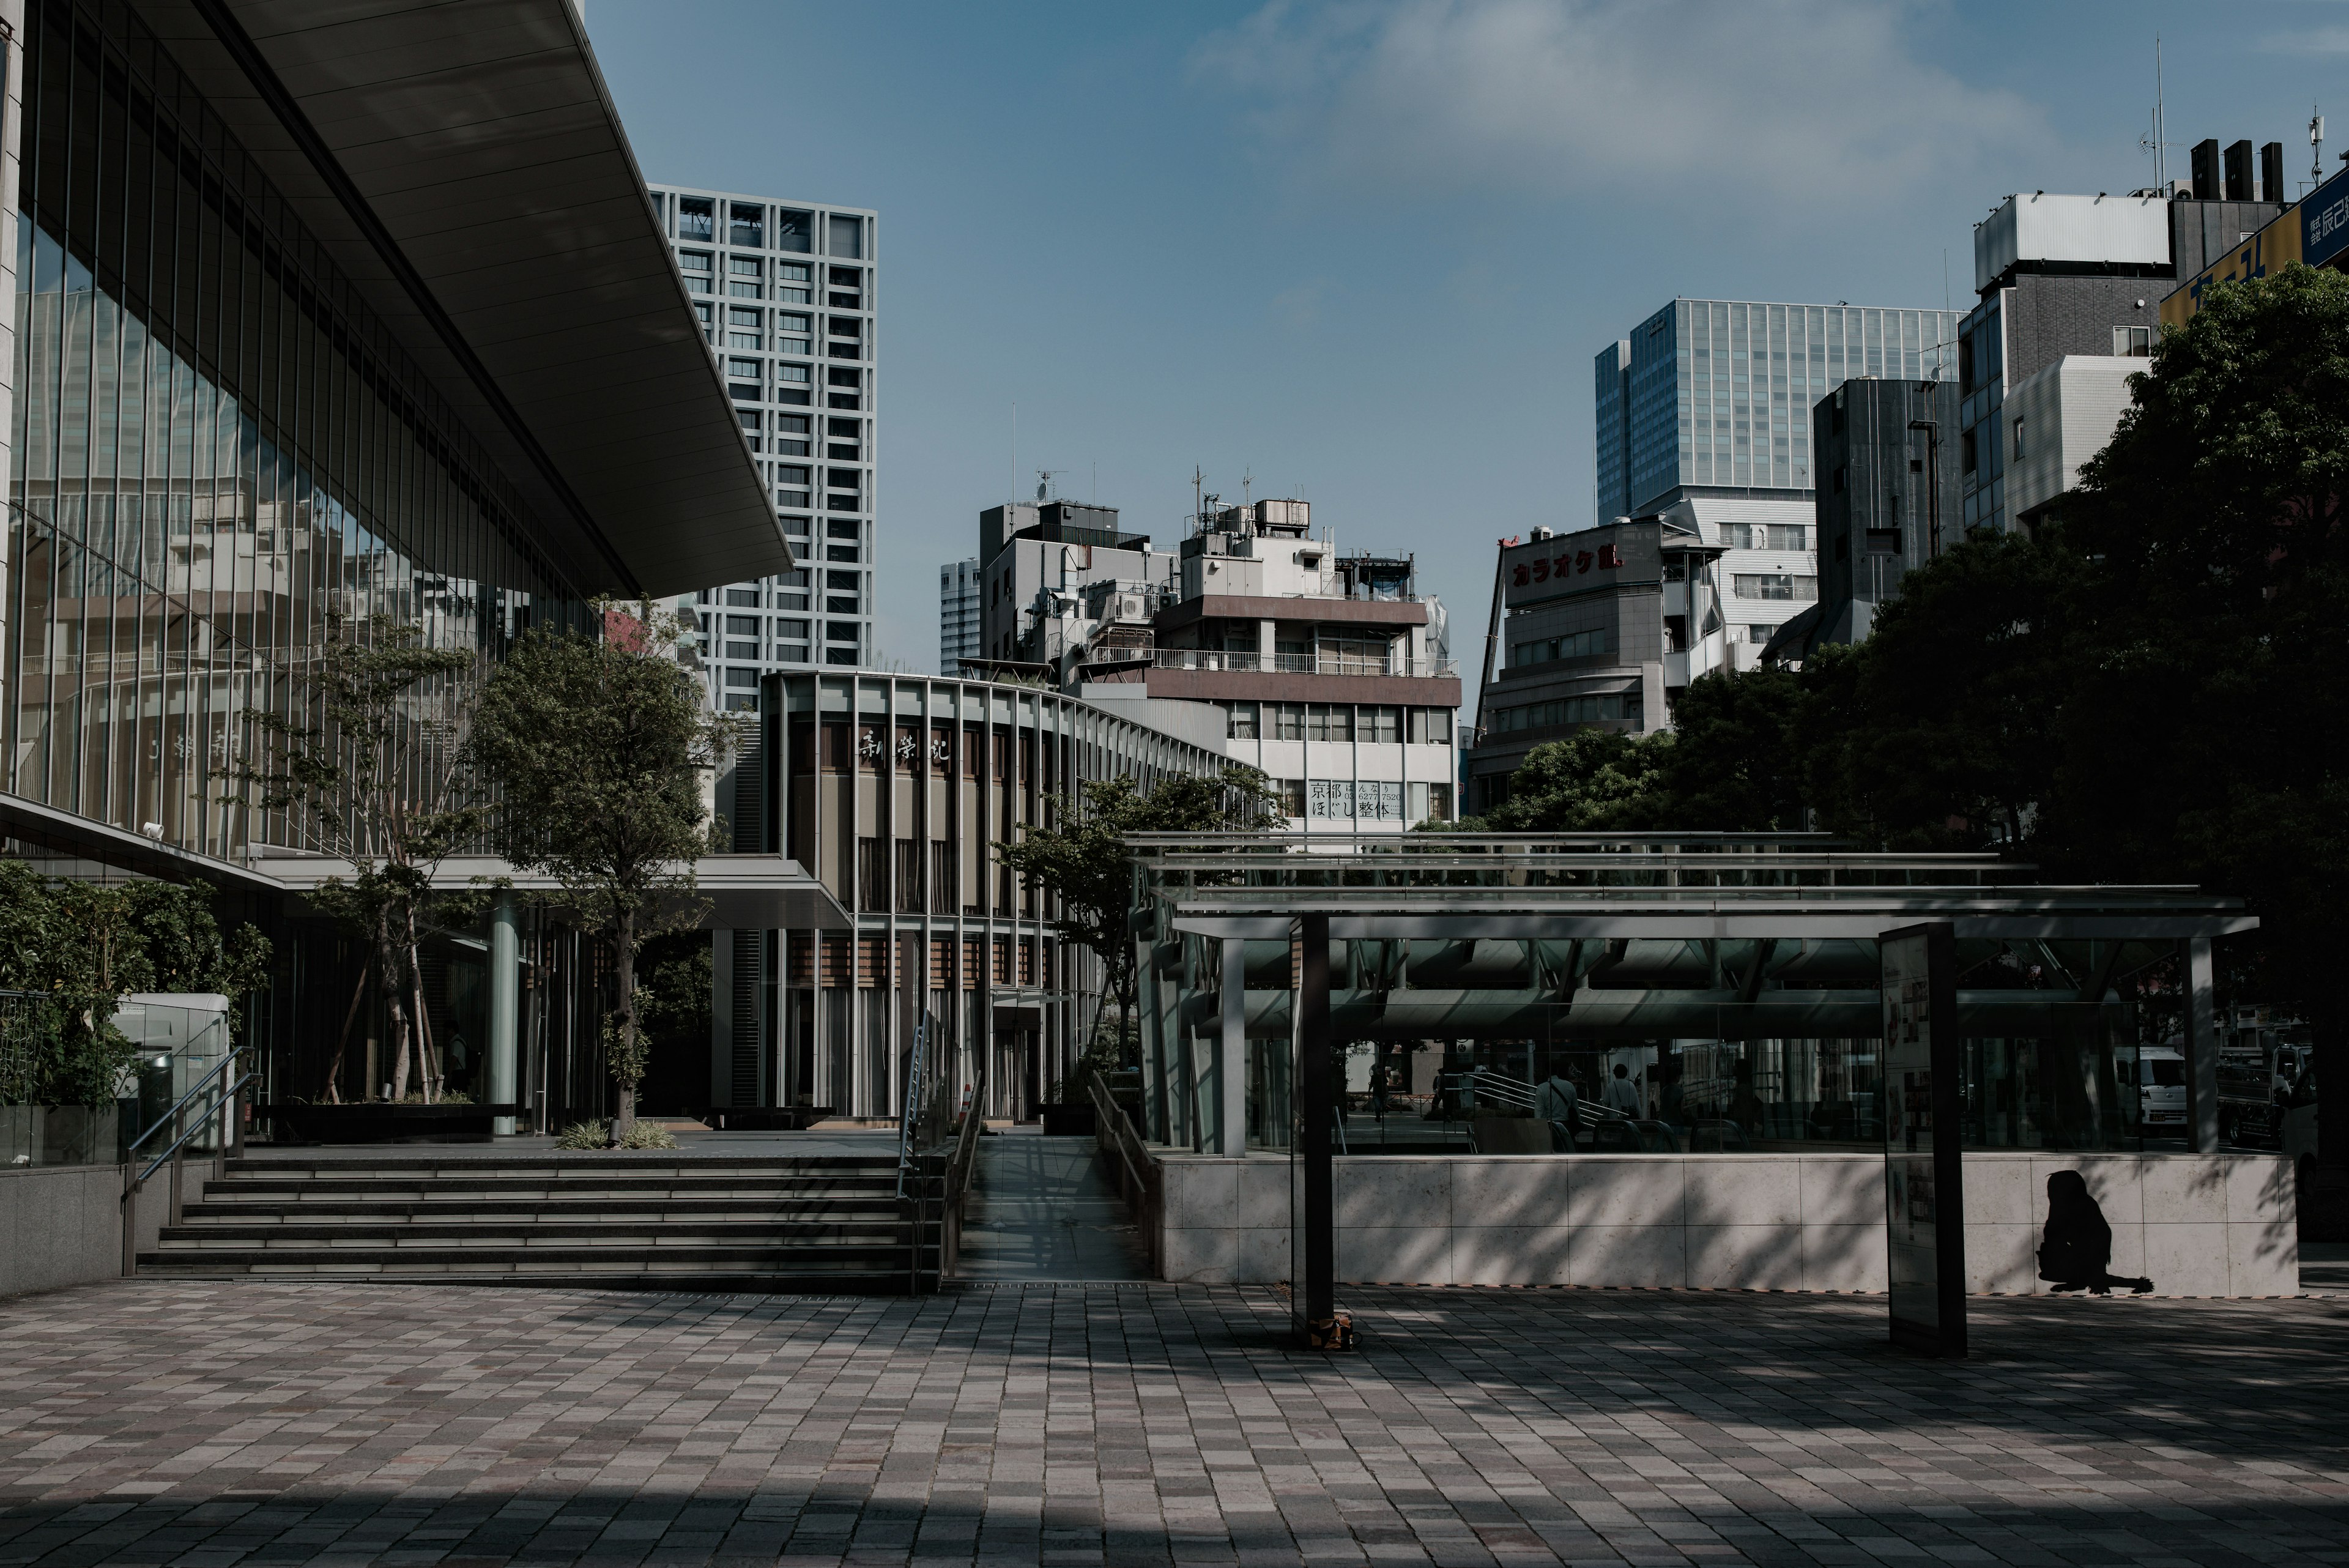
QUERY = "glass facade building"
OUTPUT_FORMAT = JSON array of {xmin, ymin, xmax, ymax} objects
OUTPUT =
[
  {"xmin": 1595, "ymin": 300, "xmax": 1959, "ymax": 519},
  {"xmin": 9, "ymin": 1, "xmax": 594, "ymax": 858},
  {"xmin": 1, "ymin": 0, "xmax": 789, "ymax": 1126}
]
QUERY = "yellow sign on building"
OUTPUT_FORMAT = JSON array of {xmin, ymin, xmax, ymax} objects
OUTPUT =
[{"xmin": 2162, "ymin": 214, "xmax": 2304, "ymax": 329}]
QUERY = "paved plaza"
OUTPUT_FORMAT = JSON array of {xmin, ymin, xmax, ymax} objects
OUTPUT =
[{"xmin": 1, "ymin": 1280, "xmax": 2344, "ymax": 1568}]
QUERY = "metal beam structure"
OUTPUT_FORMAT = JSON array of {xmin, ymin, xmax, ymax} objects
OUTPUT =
[{"xmin": 1127, "ymin": 832, "xmax": 2255, "ymax": 1159}]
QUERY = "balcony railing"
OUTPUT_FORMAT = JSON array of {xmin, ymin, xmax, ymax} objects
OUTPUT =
[{"xmin": 1127, "ymin": 648, "xmax": 1457, "ymax": 678}]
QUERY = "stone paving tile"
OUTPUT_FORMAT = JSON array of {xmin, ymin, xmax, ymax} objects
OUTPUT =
[{"xmin": 0, "ymin": 1282, "xmax": 2344, "ymax": 1567}]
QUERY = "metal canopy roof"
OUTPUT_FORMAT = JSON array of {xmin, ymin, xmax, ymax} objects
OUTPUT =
[
  {"xmin": 143, "ymin": 0, "xmax": 789, "ymax": 596},
  {"xmin": 1130, "ymin": 831, "xmax": 2254, "ymax": 946},
  {"xmin": 1128, "ymin": 834, "xmax": 2253, "ymax": 1042}
]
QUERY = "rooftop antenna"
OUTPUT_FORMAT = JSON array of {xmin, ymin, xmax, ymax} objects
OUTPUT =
[
  {"xmin": 1010, "ymin": 403, "xmax": 1017, "ymax": 508},
  {"xmin": 1191, "ymin": 464, "xmax": 1203, "ymax": 533},
  {"xmin": 1035, "ymin": 468, "xmax": 1067, "ymax": 504},
  {"xmin": 2139, "ymin": 35, "xmax": 2176, "ymax": 189},
  {"xmin": 2314, "ymin": 107, "xmax": 2326, "ymax": 192},
  {"xmin": 1242, "ymin": 467, "xmax": 1253, "ymax": 506}
]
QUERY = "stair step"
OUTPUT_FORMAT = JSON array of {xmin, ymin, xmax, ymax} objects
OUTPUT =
[
  {"xmin": 176, "ymin": 1202, "xmax": 910, "ymax": 1222},
  {"xmin": 131, "ymin": 1154, "xmax": 949, "ymax": 1294},
  {"xmin": 158, "ymin": 1222, "xmax": 917, "ymax": 1244},
  {"xmin": 139, "ymin": 1243, "xmax": 940, "ymax": 1270}
]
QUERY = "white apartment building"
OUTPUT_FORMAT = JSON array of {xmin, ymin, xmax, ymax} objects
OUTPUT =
[
  {"xmin": 1058, "ymin": 502, "xmax": 1462, "ymax": 830},
  {"xmin": 646, "ymin": 184, "xmax": 878, "ymax": 706}
]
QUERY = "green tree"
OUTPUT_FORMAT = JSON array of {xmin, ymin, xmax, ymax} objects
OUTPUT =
[
  {"xmin": 232, "ymin": 615, "xmax": 485, "ymax": 1102},
  {"xmin": 470, "ymin": 601, "xmax": 746, "ymax": 1142},
  {"xmin": 1800, "ymin": 529, "xmax": 2079, "ymax": 848},
  {"xmin": 0, "ymin": 862, "xmax": 270, "ymax": 1107},
  {"xmin": 2044, "ymin": 264, "xmax": 2349, "ymax": 1195},
  {"xmin": 996, "ymin": 765, "xmax": 1278, "ymax": 1063},
  {"xmin": 1470, "ymin": 726, "xmax": 1676, "ymax": 832}
]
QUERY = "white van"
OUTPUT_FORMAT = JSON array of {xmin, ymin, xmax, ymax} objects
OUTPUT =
[{"xmin": 2134, "ymin": 1044, "xmax": 2186, "ymax": 1135}]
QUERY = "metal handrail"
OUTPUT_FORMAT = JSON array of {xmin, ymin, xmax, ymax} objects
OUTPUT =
[
  {"xmin": 126, "ymin": 1052, "xmax": 245, "ymax": 1160},
  {"xmin": 137, "ymin": 1072, "xmax": 256, "ymax": 1184}
]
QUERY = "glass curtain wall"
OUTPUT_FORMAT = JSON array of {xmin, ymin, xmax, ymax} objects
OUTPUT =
[{"xmin": 9, "ymin": 0, "xmax": 589, "ymax": 860}]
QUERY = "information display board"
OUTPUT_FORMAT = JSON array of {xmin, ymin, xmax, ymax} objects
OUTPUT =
[{"xmin": 1880, "ymin": 922, "xmax": 1967, "ymax": 1357}]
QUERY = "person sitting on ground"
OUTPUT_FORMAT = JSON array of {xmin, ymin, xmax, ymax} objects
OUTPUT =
[
  {"xmin": 1603, "ymin": 1061, "xmax": 1644, "ymax": 1119},
  {"xmin": 2038, "ymin": 1169, "xmax": 2153, "ymax": 1295},
  {"xmin": 1535, "ymin": 1068, "xmax": 1579, "ymax": 1153}
]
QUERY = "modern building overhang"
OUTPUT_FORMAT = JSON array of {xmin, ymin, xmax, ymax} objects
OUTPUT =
[
  {"xmin": 256, "ymin": 852, "xmax": 853, "ymax": 931},
  {"xmin": 139, "ymin": 0, "xmax": 789, "ymax": 596}
]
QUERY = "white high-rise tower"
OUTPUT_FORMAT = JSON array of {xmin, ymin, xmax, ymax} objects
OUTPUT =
[{"xmin": 647, "ymin": 184, "xmax": 878, "ymax": 705}]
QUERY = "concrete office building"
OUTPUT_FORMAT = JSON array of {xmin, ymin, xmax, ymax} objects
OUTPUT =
[
  {"xmin": 645, "ymin": 184, "xmax": 879, "ymax": 700},
  {"xmin": 1463, "ymin": 520, "xmax": 1729, "ymax": 814},
  {"xmin": 975, "ymin": 500, "xmax": 1170, "ymax": 672},
  {"xmin": 1959, "ymin": 162, "xmax": 2282, "ymax": 536},
  {"xmin": 1764, "ymin": 379, "xmax": 1963, "ymax": 660},
  {"xmin": 940, "ymin": 559, "xmax": 982, "ymax": 675},
  {"xmin": 0, "ymin": 0, "xmax": 813, "ymax": 1131},
  {"xmin": 711, "ymin": 672, "xmax": 1223, "ymax": 1121},
  {"xmin": 1595, "ymin": 300, "xmax": 1961, "ymax": 659}
]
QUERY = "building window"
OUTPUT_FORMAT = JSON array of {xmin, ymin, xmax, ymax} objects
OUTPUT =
[
  {"xmin": 826, "ymin": 544, "xmax": 860, "ymax": 563},
  {"xmin": 737, "ymin": 411, "xmax": 760, "ymax": 432},
  {"xmin": 1512, "ymin": 627, "xmax": 1609, "ymax": 666},
  {"xmin": 729, "ymin": 203, "xmax": 763, "ymax": 247},
  {"xmin": 776, "ymin": 209, "xmax": 814, "ymax": 253},
  {"xmin": 828, "ymin": 622, "xmax": 861, "ymax": 641},
  {"xmin": 728, "ymin": 306, "xmax": 762, "ymax": 329},
  {"xmin": 1961, "ymin": 430, "xmax": 1978, "ymax": 473},
  {"xmin": 779, "ymin": 262, "xmax": 812, "ymax": 283},
  {"xmin": 777, "ymin": 466, "xmax": 811, "ymax": 488},
  {"xmin": 725, "ymin": 668, "xmax": 759, "ymax": 688},
  {"xmin": 1494, "ymin": 693, "xmax": 1642, "ymax": 731},
  {"xmin": 1731, "ymin": 574, "xmax": 1817, "ymax": 601},
  {"xmin": 827, "ymin": 519, "xmax": 860, "ymax": 540},
  {"xmin": 828, "ymin": 214, "xmax": 863, "ymax": 257},
  {"xmin": 1225, "ymin": 701, "xmax": 1260, "ymax": 740},
  {"xmin": 777, "ymin": 313, "xmax": 812, "ymax": 335},
  {"xmin": 678, "ymin": 197, "xmax": 714, "ymax": 241},
  {"xmin": 1273, "ymin": 779, "xmax": 1307, "ymax": 817},
  {"xmin": 1306, "ymin": 704, "xmax": 1353, "ymax": 742},
  {"xmin": 2012, "ymin": 415, "xmax": 2026, "ymax": 460},
  {"xmin": 726, "ymin": 589, "xmax": 762, "ymax": 608},
  {"xmin": 778, "ymin": 363, "xmax": 811, "ymax": 382},
  {"xmin": 1364, "ymin": 706, "xmax": 1402, "ymax": 743},
  {"xmin": 726, "ymin": 357, "xmax": 760, "ymax": 381},
  {"xmin": 1271, "ymin": 703, "xmax": 1306, "ymax": 741},
  {"xmin": 2113, "ymin": 325, "xmax": 2154, "ymax": 357},
  {"xmin": 826, "ymin": 570, "xmax": 861, "ymax": 592},
  {"xmin": 1408, "ymin": 707, "xmax": 1453, "ymax": 745}
]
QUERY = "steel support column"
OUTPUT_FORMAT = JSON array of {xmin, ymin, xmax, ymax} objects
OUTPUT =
[
  {"xmin": 489, "ymin": 891, "xmax": 519, "ymax": 1135},
  {"xmin": 1296, "ymin": 913, "xmax": 1334, "ymax": 1340},
  {"xmin": 2185, "ymin": 935, "xmax": 2219, "ymax": 1153},
  {"xmin": 1217, "ymin": 936, "xmax": 1247, "ymax": 1154}
]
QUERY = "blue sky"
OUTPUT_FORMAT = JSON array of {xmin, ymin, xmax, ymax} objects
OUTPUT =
[{"xmin": 584, "ymin": 0, "xmax": 2349, "ymax": 675}]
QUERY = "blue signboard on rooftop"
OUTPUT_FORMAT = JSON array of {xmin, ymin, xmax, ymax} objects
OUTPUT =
[{"xmin": 2303, "ymin": 165, "xmax": 2349, "ymax": 269}]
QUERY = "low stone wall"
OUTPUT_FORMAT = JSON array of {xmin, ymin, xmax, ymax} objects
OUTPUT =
[
  {"xmin": 0, "ymin": 1163, "xmax": 127, "ymax": 1299},
  {"xmin": 1154, "ymin": 1150, "xmax": 2298, "ymax": 1297}
]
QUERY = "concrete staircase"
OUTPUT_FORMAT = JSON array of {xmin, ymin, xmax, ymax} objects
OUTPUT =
[{"xmin": 137, "ymin": 1153, "xmax": 941, "ymax": 1291}]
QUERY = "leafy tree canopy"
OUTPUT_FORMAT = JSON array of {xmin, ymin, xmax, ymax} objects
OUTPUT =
[{"xmin": 470, "ymin": 601, "xmax": 746, "ymax": 1139}]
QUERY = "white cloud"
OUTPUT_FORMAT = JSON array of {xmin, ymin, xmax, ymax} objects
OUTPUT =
[
  {"xmin": 2262, "ymin": 24, "xmax": 2349, "ymax": 54},
  {"xmin": 1192, "ymin": 0, "xmax": 2047, "ymax": 212}
]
